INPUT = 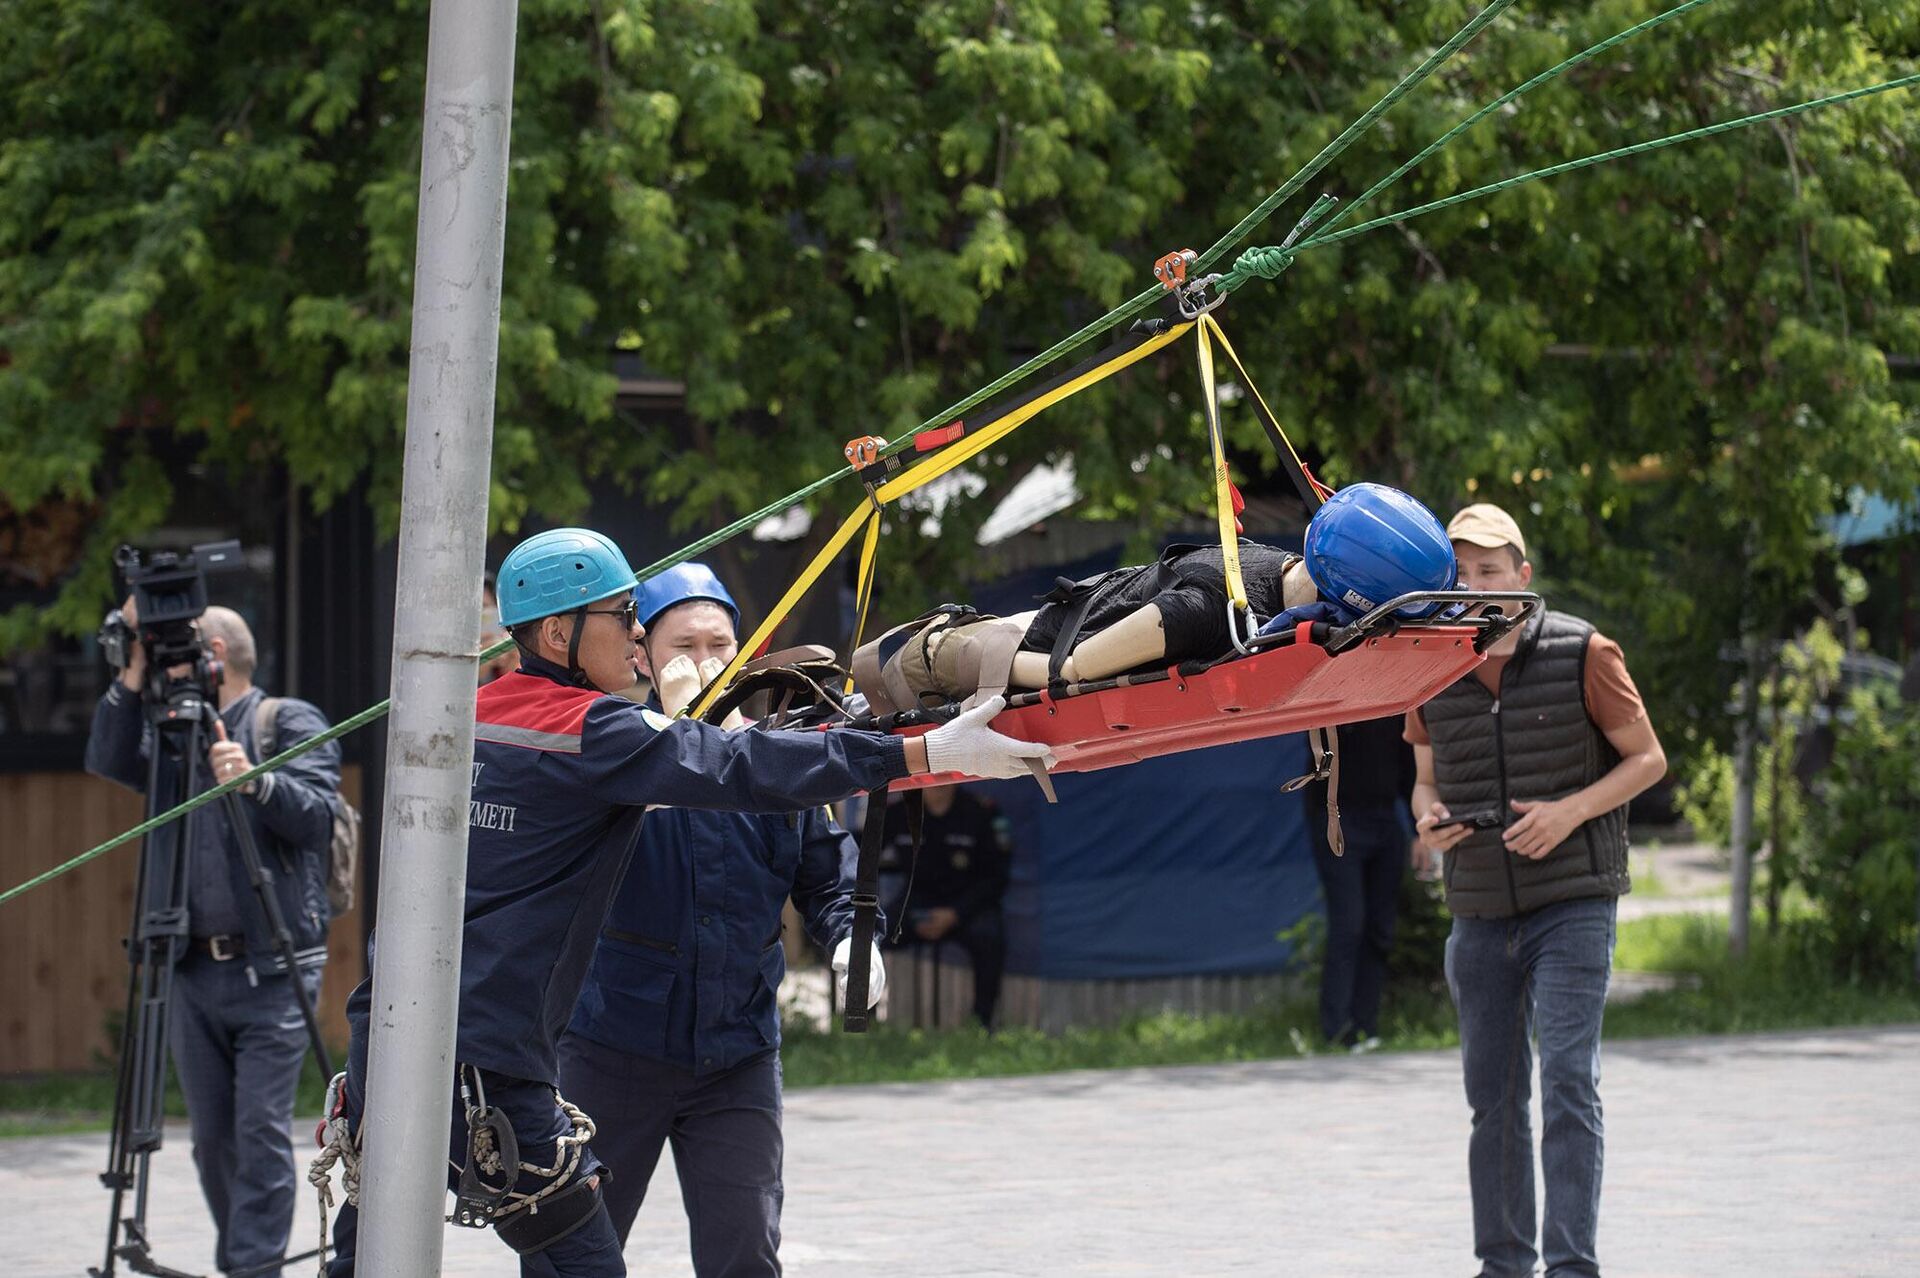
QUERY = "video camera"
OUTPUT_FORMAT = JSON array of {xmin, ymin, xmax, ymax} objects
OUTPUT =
[{"xmin": 97, "ymin": 540, "xmax": 244, "ymax": 679}]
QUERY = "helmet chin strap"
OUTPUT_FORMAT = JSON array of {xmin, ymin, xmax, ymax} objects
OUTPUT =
[
  {"xmin": 564, "ymin": 608, "xmax": 595, "ymax": 689},
  {"xmin": 637, "ymin": 634, "xmax": 660, "ymax": 693}
]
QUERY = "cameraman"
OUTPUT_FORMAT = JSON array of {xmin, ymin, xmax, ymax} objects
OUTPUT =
[{"xmin": 86, "ymin": 597, "xmax": 342, "ymax": 1278}]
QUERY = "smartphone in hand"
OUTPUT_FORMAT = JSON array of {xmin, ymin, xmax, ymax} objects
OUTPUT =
[{"xmin": 1429, "ymin": 808, "xmax": 1504, "ymax": 831}]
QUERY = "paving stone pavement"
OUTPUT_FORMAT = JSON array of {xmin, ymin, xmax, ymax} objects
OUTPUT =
[{"xmin": 4, "ymin": 1025, "xmax": 1916, "ymax": 1277}]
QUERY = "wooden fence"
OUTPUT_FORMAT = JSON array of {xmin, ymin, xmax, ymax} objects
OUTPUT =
[{"xmin": 0, "ymin": 767, "xmax": 365, "ymax": 1075}]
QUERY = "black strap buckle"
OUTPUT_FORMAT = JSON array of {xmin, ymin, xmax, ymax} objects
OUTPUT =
[{"xmin": 849, "ymin": 892, "xmax": 879, "ymax": 912}]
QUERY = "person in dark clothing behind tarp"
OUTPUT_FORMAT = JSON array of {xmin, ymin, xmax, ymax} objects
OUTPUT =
[
  {"xmin": 1306, "ymin": 714, "xmax": 1418, "ymax": 1051},
  {"xmin": 879, "ymin": 784, "xmax": 1011, "ymax": 1028}
]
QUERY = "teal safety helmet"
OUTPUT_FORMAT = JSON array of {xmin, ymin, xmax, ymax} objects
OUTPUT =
[{"xmin": 496, "ymin": 528, "xmax": 637, "ymax": 627}]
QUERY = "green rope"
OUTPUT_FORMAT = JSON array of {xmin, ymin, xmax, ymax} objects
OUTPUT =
[
  {"xmin": 821, "ymin": 0, "xmax": 1519, "ymax": 481},
  {"xmin": 0, "ymin": 690, "xmax": 405, "ymax": 907},
  {"xmin": 1305, "ymin": 0, "xmax": 1726, "ymax": 247},
  {"xmin": 1191, "ymin": 0, "xmax": 1520, "ymax": 275},
  {"xmin": 1216, "ymin": 243, "xmax": 1300, "ymax": 291},
  {"xmin": 1296, "ymin": 71, "xmax": 1920, "ymax": 253},
  {"xmin": 1213, "ymin": 194, "xmax": 1343, "ymax": 293},
  {"xmin": 0, "ymin": 631, "xmax": 526, "ymax": 908}
]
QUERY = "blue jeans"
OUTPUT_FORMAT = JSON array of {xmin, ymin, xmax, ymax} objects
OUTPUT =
[
  {"xmin": 169, "ymin": 953, "xmax": 323, "ymax": 1278},
  {"xmin": 1310, "ymin": 805, "xmax": 1408, "ymax": 1042},
  {"xmin": 1447, "ymin": 896, "xmax": 1616, "ymax": 1278},
  {"xmin": 555, "ymin": 1034, "xmax": 783, "ymax": 1277}
]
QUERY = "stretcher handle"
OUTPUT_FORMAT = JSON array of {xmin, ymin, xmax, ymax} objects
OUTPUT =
[{"xmin": 1236, "ymin": 590, "xmax": 1542, "ymax": 657}]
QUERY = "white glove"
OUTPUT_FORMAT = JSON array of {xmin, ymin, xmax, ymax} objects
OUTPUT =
[
  {"xmin": 655, "ymin": 653, "xmax": 703, "ymax": 718},
  {"xmin": 922, "ymin": 695, "xmax": 1056, "ymax": 780},
  {"xmin": 654, "ymin": 654, "xmax": 743, "ymax": 727},
  {"xmin": 831, "ymin": 936, "xmax": 886, "ymax": 1008}
]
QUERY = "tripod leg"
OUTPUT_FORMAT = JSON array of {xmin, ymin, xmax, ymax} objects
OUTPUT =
[
  {"xmin": 96, "ymin": 725, "xmax": 195, "ymax": 1277},
  {"xmin": 219, "ymin": 789, "xmax": 336, "ymax": 1078}
]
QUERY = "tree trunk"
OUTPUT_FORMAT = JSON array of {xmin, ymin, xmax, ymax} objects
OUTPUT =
[{"xmin": 1728, "ymin": 635, "xmax": 1761, "ymax": 958}]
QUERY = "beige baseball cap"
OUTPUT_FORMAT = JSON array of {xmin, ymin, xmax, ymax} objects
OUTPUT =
[{"xmin": 1446, "ymin": 503, "xmax": 1527, "ymax": 559}]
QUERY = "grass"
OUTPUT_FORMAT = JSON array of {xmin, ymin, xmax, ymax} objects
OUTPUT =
[
  {"xmin": 1605, "ymin": 911, "xmax": 1920, "ymax": 1039},
  {"xmin": 0, "ymin": 1055, "xmax": 333, "ymax": 1140},
  {"xmin": 779, "ymin": 909, "xmax": 1920, "ymax": 1089},
  {"xmin": 7, "ymin": 911, "xmax": 1917, "ymax": 1135},
  {"xmin": 779, "ymin": 993, "xmax": 1461, "ymax": 1089}
]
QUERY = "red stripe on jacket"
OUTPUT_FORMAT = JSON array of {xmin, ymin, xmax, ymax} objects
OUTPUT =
[{"xmin": 475, "ymin": 670, "xmax": 602, "ymax": 736}]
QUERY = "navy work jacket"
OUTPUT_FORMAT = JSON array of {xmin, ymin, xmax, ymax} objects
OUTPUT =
[
  {"xmin": 352, "ymin": 653, "xmax": 908, "ymax": 1085},
  {"xmin": 86, "ymin": 683, "xmax": 341, "ymax": 976},
  {"xmin": 567, "ymin": 759, "xmax": 875, "ymax": 1075}
]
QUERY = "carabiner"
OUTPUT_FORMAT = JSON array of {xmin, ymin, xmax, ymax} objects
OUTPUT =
[{"xmin": 1174, "ymin": 272, "xmax": 1229, "ymax": 320}]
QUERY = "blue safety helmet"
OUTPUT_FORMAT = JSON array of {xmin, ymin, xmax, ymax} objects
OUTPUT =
[
  {"xmin": 633, "ymin": 561, "xmax": 740, "ymax": 632},
  {"xmin": 496, "ymin": 528, "xmax": 638, "ymax": 627},
  {"xmin": 1303, "ymin": 483, "xmax": 1457, "ymax": 619}
]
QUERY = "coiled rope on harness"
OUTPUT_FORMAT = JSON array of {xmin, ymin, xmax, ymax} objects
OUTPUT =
[
  {"xmin": 4, "ymin": 0, "xmax": 1915, "ymax": 907},
  {"xmin": 308, "ymin": 1072, "xmax": 360, "ymax": 1269},
  {"xmin": 306, "ymin": 1068, "xmax": 598, "ymax": 1266}
]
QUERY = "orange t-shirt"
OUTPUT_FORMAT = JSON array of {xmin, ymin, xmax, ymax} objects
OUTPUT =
[{"xmin": 1404, "ymin": 632, "xmax": 1646, "ymax": 747}]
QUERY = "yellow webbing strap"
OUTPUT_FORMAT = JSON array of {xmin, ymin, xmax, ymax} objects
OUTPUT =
[
  {"xmin": 690, "ymin": 502, "xmax": 871, "ymax": 720},
  {"xmin": 874, "ymin": 321, "xmax": 1192, "ymax": 504},
  {"xmin": 844, "ymin": 508, "xmax": 883, "ymax": 693},
  {"xmin": 1193, "ymin": 319, "xmax": 1249, "ymax": 612},
  {"xmin": 688, "ymin": 320, "xmax": 1194, "ymax": 720},
  {"xmin": 1198, "ymin": 314, "xmax": 1324, "ymax": 509}
]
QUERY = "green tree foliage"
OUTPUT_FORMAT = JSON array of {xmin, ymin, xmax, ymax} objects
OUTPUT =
[
  {"xmin": 1678, "ymin": 619, "xmax": 1918, "ymax": 983},
  {"xmin": 3, "ymin": 1, "xmax": 1916, "ymax": 757},
  {"xmin": 1798, "ymin": 688, "xmax": 1920, "ymax": 984}
]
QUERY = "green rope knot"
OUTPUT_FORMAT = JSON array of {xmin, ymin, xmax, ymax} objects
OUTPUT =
[{"xmin": 1220, "ymin": 244, "xmax": 1296, "ymax": 292}]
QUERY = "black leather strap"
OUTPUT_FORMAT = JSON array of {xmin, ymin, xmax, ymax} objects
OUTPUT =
[
  {"xmin": 841, "ymin": 786, "xmax": 889, "ymax": 1033},
  {"xmin": 1045, "ymin": 578, "xmax": 1102, "ymax": 690},
  {"xmin": 842, "ymin": 786, "xmax": 922, "ymax": 1032}
]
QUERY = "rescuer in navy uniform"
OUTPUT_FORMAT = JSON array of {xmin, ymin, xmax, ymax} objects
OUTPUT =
[
  {"xmin": 320, "ymin": 530, "xmax": 1051, "ymax": 1278},
  {"xmin": 556, "ymin": 562, "xmax": 884, "ymax": 1277}
]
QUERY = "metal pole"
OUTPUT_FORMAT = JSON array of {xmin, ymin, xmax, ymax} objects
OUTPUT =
[{"xmin": 358, "ymin": 3, "xmax": 519, "ymax": 1274}]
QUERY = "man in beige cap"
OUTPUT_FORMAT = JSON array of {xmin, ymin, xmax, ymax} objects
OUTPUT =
[{"xmin": 1407, "ymin": 502, "xmax": 1667, "ymax": 1278}]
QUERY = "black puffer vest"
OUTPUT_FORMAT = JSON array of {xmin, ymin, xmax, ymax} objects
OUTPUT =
[{"xmin": 1424, "ymin": 610, "xmax": 1630, "ymax": 919}]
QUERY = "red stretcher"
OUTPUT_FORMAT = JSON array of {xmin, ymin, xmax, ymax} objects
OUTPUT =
[{"xmin": 887, "ymin": 590, "xmax": 1541, "ymax": 790}]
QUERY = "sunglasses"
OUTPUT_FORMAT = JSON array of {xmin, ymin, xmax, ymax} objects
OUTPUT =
[{"xmin": 584, "ymin": 599, "xmax": 640, "ymax": 628}]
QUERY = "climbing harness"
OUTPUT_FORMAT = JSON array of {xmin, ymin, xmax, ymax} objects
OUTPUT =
[{"xmin": 307, "ymin": 1065, "xmax": 601, "ymax": 1265}]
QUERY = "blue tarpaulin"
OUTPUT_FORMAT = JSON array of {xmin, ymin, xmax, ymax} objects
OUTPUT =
[
  {"xmin": 954, "ymin": 531, "xmax": 1322, "ymax": 980},
  {"xmin": 978, "ymin": 732, "xmax": 1319, "ymax": 980}
]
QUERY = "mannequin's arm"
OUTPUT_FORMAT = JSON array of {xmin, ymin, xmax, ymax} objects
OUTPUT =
[{"xmin": 1009, "ymin": 604, "xmax": 1168, "ymax": 687}]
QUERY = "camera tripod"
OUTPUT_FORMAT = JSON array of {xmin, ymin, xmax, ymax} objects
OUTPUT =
[{"xmin": 93, "ymin": 660, "xmax": 336, "ymax": 1278}]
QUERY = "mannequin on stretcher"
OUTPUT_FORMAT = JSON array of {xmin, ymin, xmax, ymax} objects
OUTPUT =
[{"xmin": 854, "ymin": 483, "xmax": 1458, "ymax": 715}]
